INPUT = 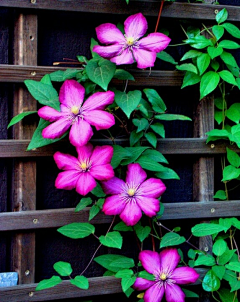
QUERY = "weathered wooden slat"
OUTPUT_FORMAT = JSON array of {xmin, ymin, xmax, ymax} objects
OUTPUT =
[
  {"xmin": 0, "ymin": 65, "xmax": 183, "ymax": 86},
  {"xmin": 0, "ymin": 1, "xmax": 239, "ymax": 21},
  {"xmin": 0, "ymin": 138, "xmax": 236, "ymax": 158},
  {"xmin": 0, "ymin": 201, "xmax": 239, "ymax": 231}
]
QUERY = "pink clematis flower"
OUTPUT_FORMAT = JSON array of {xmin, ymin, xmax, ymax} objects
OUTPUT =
[
  {"xmin": 101, "ymin": 163, "xmax": 166, "ymax": 226},
  {"xmin": 53, "ymin": 143, "xmax": 114, "ymax": 196},
  {"xmin": 133, "ymin": 248, "xmax": 199, "ymax": 302},
  {"xmin": 93, "ymin": 13, "xmax": 171, "ymax": 69},
  {"xmin": 38, "ymin": 80, "xmax": 115, "ymax": 147}
]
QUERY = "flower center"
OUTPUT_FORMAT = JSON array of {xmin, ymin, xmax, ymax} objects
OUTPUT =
[
  {"xmin": 80, "ymin": 162, "xmax": 88, "ymax": 171},
  {"xmin": 126, "ymin": 37, "xmax": 135, "ymax": 46},
  {"xmin": 71, "ymin": 106, "xmax": 80, "ymax": 115},
  {"xmin": 127, "ymin": 188, "xmax": 136, "ymax": 196},
  {"xmin": 160, "ymin": 273, "xmax": 167, "ymax": 281}
]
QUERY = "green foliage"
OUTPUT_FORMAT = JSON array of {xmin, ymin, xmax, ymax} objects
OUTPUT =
[
  {"xmin": 8, "ymin": 111, "xmax": 37, "ymax": 129},
  {"xmin": 99, "ymin": 231, "xmax": 123, "ymax": 249},
  {"xmin": 70, "ymin": 276, "xmax": 89, "ymax": 290},
  {"xmin": 35, "ymin": 276, "xmax": 62, "ymax": 291},
  {"xmin": 53, "ymin": 261, "xmax": 73, "ymax": 276},
  {"xmin": 94, "ymin": 254, "xmax": 135, "ymax": 272},
  {"xmin": 57, "ymin": 222, "xmax": 95, "ymax": 239}
]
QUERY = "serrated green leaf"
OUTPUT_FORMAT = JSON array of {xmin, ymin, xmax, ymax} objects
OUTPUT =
[
  {"xmin": 191, "ymin": 223, "xmax": 228, "ymax": 236},
  {"xmin": 36, "ymin": 276, "xmax": 62, "ymax": 291},
  {"xmin": 220, "ymin": 51, "xmax": 239, "ymax": 68},
  {"xmin": 57, "ymin": 222, "xmax": 95, "ymax": 239},
  {"xmin": 99, "ymin": 231, "xmax": 123, "ymax": 249},
  {"xmin": 8, "ymin": 111, "xmax": 37, "ymax": 129},
  {"xmin": 143, "ymin": 89, "xmax": 166, "ymax": 113},
  {"xmin": 216, "ymin": 8, "xmax": 228, "ymax": 24},
  {"xmin": 150, "ymin": 123, "xmax": 165, "ymax": 138},
  {"xmin": 75, "ymin": 197, "xmax": 92, "ymax": 212},
  {"xmin": 200, "ymin": 71, "xmax": 220, "ymax": 99},
  {"xmin": 115, "ymin": 90, "xmax": 142, "ymax": 118},
  {"xmin": 222, "ymin": 22, "xmax": 240, "ymax": 38},
  {"xmin": 133, "ymin": 224, "xmax": 151, "ymax": 242},
  {"xmin": 202, "ymin": 270, "xmax": 220, "ymax": 292},
  {"xmin": 160, "ymin": 232, "xmax": 186, "ymax": 248},
  {"xmin": 157, "ymin": 51, "xmax": 178, "ymax": 65},
  {"xmin": 70, "ymin": 276, "xmax": 89, "ymax": 290},
  {"xmin": 53, "ymin": 261, "xmax": 72, "ymax": 276},
  {"xmin": 144, "ymin": 132, "xmax": 157, "ymax": 148}
]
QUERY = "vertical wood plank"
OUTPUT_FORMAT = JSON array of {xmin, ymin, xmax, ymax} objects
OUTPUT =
[{"xmin": 11, "ymin": 13, "xmax": 37, "ymax": 284}]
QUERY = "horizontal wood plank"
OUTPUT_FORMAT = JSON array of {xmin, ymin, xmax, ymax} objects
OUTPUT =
[
  {"xmin": 0, "ymin": 65, "xmax": 183, "ymax": 86},
  {"xmin": 1, "ymin": 201, "xmax": 240, "ymax": 231},
  {"xmin": 0, "ymin": 138, "xmax": 237, "ymax": 158},
  {"xmin": 0, "ymin": 1, "xmax": 239, "ymax": 21}
]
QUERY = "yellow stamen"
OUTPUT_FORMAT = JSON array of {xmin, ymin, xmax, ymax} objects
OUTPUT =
[
  {"xmin": 126, "ymin": 37, "xmax": 134, "ymax": 46},
  {"xmin": 71, "ymin": 106, "xmax": 80, "ymax": 115},
  {"xmin": 80, "ymin": 162, "xmax": 87, "ymax": 170},
  {"xmin": 127, "ymin": 188, "xmax": 135, "ymax": 196},
  {"xmin": 160, "ymin": 273, "xmax": 167, "ymax": 281}
]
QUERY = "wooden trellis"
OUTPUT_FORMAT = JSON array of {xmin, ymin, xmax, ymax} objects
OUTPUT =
[{"xmin": 0, "ymin": 1, "xmax": 240, "ymax": 301}]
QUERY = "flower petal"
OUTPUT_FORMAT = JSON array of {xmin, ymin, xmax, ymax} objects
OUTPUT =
[
  {"xmin": 165, "ymin": 284, "xmax": 185, "ymax": 302},
  {"xmin": 90, "ymin": 164, "xmax": 114, "ymax": 181},
  {"xmin": 136, "ymin": 196, "xmax": 160, "ymax": 217},
  {"xmin": 84, "ymin": 110, "xmax": 115, "ymax": 130},
  {"xmin": 124, "ymin": 13, "xmax": 147, "ymax": 40},
  {"xmin": 91, "ymin": 145, "xmax": 114, "ymax": 165},
  {"xmin": 139, "ymin": 33, "xmax": 171, "ymax": 52},
  {"xmin": 93, "ymin": 44, "xmax": 122, "ymax": 59},
  {"xmin": 69, "ymin": 119, "xmax": 93, "ymax": 147},
  {"xmin": 139, "ymin": 178, "xmax": 166, "ymax": 198},
  {"xmin": 75, "ymin": 173, "xmax": 96, "ymax": 196},
  {"xmin": 133, "ymin": 48, "xmax": 156, "ymax": 69},
  {"xmin": 53, "ymin": 151, "xmax": 79, "ymax": 171},
  {"xmin": 102, "ymin": 195, "xmax": 126, "ymax": 215},
  {"xmin": 38, "ymin": 106, "xmax": 63, "ymax": 122},
  {"xmin": 55, "ymin": 171, "xmax": 79, "ymax": 190},
  {"xmin": 120, "ymin": 202, "xmax": 142, "ymax": 226},
  {"xmin": 171, "ymin": 267, "xmax": 199, "ymax": 284},
  {"xmin": 139, "ymin": 250, "xmax": 161, "ymax": 274},
  {"xmin": 126, "ymin": 163, "xmax": 147, "ymax": 186},
  {"xmin": 59, "ymin": 79, "xmax": 85, "ymax": 107},
  {"xmin": 42, "ymin": 118, "xmax": 71, "ymax": 139},
  {"xmin": 83, "ymin": 91, "xmax": 115, "ymax": 111},
  {"xmin": 110, "ymin": 48, "xmax": 134, "ymax": 66},
  {"xmin": 159, "ymin": 248, "xmax": 181, "ymax": 273},
  {"xmin": 133, "ymin": 278, "xmax": 155, "ymax": 291},
  {"xmin": 95, "ymin": 23, "xmax": 125, "ymax": 44},
  {"xmin": 144, "ymin": 283, "xmax": 165, "ymax": 302},
  {"xmin": 101, "ymin": 177, "xmax": 125, "ymax": 195},
  {"xmin": 76, "ymin": 143, "xmax": 94, "ymax": 163}
]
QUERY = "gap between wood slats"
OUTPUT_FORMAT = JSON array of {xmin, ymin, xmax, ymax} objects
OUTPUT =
[
  {"xmin": 0, "ymin": 271, "xmax": 206, "ymax": 302},
  {"xmin": 0, "ymin": 65, "xmax": 183, "ymax": 86},
  {"xmin": 0, "ymin": 138, "xmax": 238, "ymax": 158},
  {"xmin": 0, "ymin": 201, "xmax": 239, "ymax": 231},
  {"xmin": 0, "ymin": 1, "xmax": 239, "ymax": 21}
]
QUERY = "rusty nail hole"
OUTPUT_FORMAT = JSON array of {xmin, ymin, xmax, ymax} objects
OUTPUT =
[
  {"xmin": 31, "ymin": 0, "xmax": 36, "ymax": 4},
  {"xmin": 30, "ymin": 36, "xmax": 34, "ymax": 41},
  {"xmin": 204, "ymin": 247, "xmax": 209, "ymax": 252},
  {"xmin": 30, "ymin": 71, "xmax": 36, "ymax": 76},
  {"xmin": 29, "ymin": 292, "xmax": 34, "ymax": 297},
  {"xmin": 211, "ymin": 144, "xmax": 215, "ymax": 149},
  {"xmin": 25, "ymin": 270, "xmax": 30, "ymax": 276},
  {"xmin": 33, "ymin": 218, "xmax": 38, "ymax": 224},
  {"xmin": 214, "ymin": 9, "xmax": 219, "ymax": 14},
  {"xmin": 211, "ymin": 208, "xmax": 215, "ymax": 213}
]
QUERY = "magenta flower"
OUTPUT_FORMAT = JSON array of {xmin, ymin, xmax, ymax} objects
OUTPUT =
[
  {"xmin": 93, "ymin": 13, "xmax": 171, "ymax": 69},
  {"xmin": 133, "ymin": 249, "xmax": 199, "ymax": 302},
  {"xmin": 53, "ymin": 143, "xmax": 114, "ymax": 196},
  {"xmin": 101, "ymin": 163, "xmax": 166, "ymax": 226},
  {"xmin": 38, "ymin": 80, "xmax": 115, "ymax": 147}
]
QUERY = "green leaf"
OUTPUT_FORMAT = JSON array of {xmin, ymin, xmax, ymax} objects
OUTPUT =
[
  {"xmin": 75, "ymin": 197, "xmax": 92, "ymax": 212},
  {"xmin": 206, "ymin": 129, "xmax": 230, "ymax": 142},
  {"xmin": 220, "ymin": 51, "xmax": 239, "ymax": 68},
  {"xmin": 121, "ymin": 276, "xmax": 136, "ymax": 293},
  {"xmin": 207, "ymin": 46, "xmax": 223, "ymax": 60},
  {"xmin": 222, "ymin": 165, "xmax": 240, "ymax": 181},
  {"xmin": 176, "ymin": 63, "xmax": 198, "ymax": 74},
  {"xmin": 57, "ymin": 222, "xmax": 95, "ymax": 239},
  {"xmin": 150, "ymin": 123, "xmax": 165, "ymax": 138},
  {"xmin": 191, "ymin": 223, "xmax": 228, "ymax": 236},
  {"xmin": 212, "ymin": 266, "xmax": 226, "ymax": 280},
  {"xmin": 212, "ymin": 239, "xmax": 227, "ymax": 256},
  {"xmin": 214, "ymin": 190, "xmax": 227, "ymax": 200},
  {"xmin": 7, "ymin": 111, "xmax": 37, "ymax": 128},
  {"xmin": 218, "ymin": 287, "xmax": 239, "ymax": 302},
  {"xmin": 215, "ymin": 110, "xmax": 223, "ymax": 125},
  {"xmin": 180, "ymin": 50, "xmax": 202, "ymax": 61},
  {"xmin": 86, "ymin": 58, "xmax": 116, "ymax": 91},
  {"xmin": 132, "ymin": 118, "xmax": 149, "ymax": 133},
  {"xmin": 121, "ymin": 147, "xmax": 150, "ymax": 165},
  {"xmin": 114, "ymin": 69, "xmax": 135, "ymax": 81},
  {"xmin": 53, "ymin": 261, "xmax": 72, "ymax": 276},
  {"xmin": 133, "ymin": 224, "xmax": 151, "ymax": 242},
  {"xmin": 181, "ymin": 72, "xmax": 201, "ymax": 89},
  {"xmin": 113, "ymin": 221, "xmax": 132, "ymax": 232},
  {"xmin": 157, "ymin": 51, "xmax": 178, "ymax": 65},
  {"xmin": 227, "ymin": 148, "xmax": 240, "ymax": 167},
  {"xmin": 194, "ymin": 254, "xmax": 216, "ymax": 267},
  {"xmin": 155, "ymin": 168, "xmax": 180, "ymax": 180},
  {"xmin": 184, "ymin": 36, "xmax": 213, "ymax": 49},
  {"xmin": 99, "ymin": 231, "xmax": 123, "ymax": 249},
  {"xmin": 24, "ymin": 80, "xmax": 59, "ymax": 110},
  {"xmin": 130, "ymin": 130, "xmax": 143, "ymax": 146},
  {"xmin": 143, "ymin": 89, "xmax": 166, "ymax": 113},
  {"xmin": 212, "ymin": 25, "xmax": 224, "ymax": 41},
  {"xmin": 88, "ymin": 204, "xmax": 101, "ymax": 221},
  {"xmin": 91, "ymin": 182, "xmax": 106, "ymax": 197},
  {"xmin": 182, "ymin": 288, "xmax": 199, "ymax": 298},
  {"xmin": 138, "ymin": 271, "xmax": 155, "ymax": 281},
  {"xmin": 216, "ymin": 8, "xmax": 228, "ymax": 24},
  {"xmin": 111, "ymin": 145, "xmax": 132, "ymax": 169},
  {"xmin": 197, "ymin": 53, "xmax": 211, "ymax": 75},
  {"xmin": 226, "ymin": 103, "xmax": 240, "ymax": 124},
  {"xmin": 94, "ymin": 254, "xmax": 135, "ymax": 272},
  {"xmin": 142, "ymin": 149, "xmax": 168, "ymax": 164},
  {"xmin": 155, "ymin": 114, "xmax": 191, "ymax": 121},
  {"xmin": 200, "ymin": 71, "xmax": 220, "ymax": 99},
  {"xmin": 144, "ymin": 132, "xmax": 157, "ymax": 148},
  {"xmin": 115, "ymin": 90, "xmax": 142, "ymax": 118},
  {"xmin": 218, "ymin": 70, "xmax": 237, "ymax": 85},
  {"xmin": 211, "ymin": 60, "xmax": 220, "ymax": 72},
  {"xmin": 36, "ymin": 276, "xmax": 62, "ymax": 291},
  {"xmin": 222, "ymin": 22, "xmax": 240, "ymax": 38},
  {"xmin": 218, "ymin": 40, "xmax": 240, "ymax": 50},
  {"xmin": 160, "ymin": 232, "xmax": 186, "ymax": 248},
  {"xmin": 27, "ymin": 118, "xmax": 67, "ymax": 150},
  {"xmin": 218, "ymin": 249, "xmax": 237, "ymax": 265},
  {"xmin": 136, "ymin": 156, "xmax": 166, "ymax": 172},
  {"xmin": 70, "ymin": 276, "xmax": 89, "ymax": 290},
  {"xmin": 225, "ymin": 262, "xmax": 240, "ymax": 273},
  {"xmin": 115, "ymin": 269, "xmax": 134, "ymax": 278},
  {"xmin": 202, "ymin": 270, "xmax": 220, "ymax": 292}
]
